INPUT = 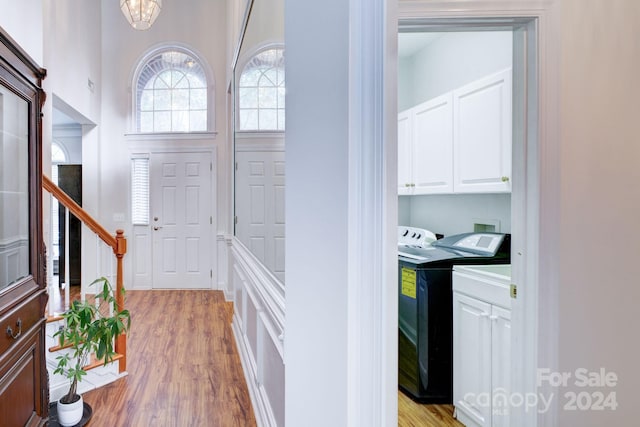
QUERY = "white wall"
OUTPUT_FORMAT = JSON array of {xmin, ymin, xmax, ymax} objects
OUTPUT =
[
  {"xmin": 285, "ymin": 0, "xmax": 350, "ymax": 425},
  {"xmin": 397, "ymin": 56, "xmax": 414, "ymax": 112},
  {"xmin": 240, "ymin": 0, "xmax": 284, "ymax": 58},
  {"xmin": 406, "ymin": 193, "xmax": 511, "ymax": 236},
  {"xmin": 557, "ymin": 1, "xmax": 640, "ymax": 425},
  {"xmin": 399, "ymin": 31, "xmax": 512, "ymax": 110},
  {"xmin": 99, "ymin": 0, "xmax": 228, "ymax": 287},
  {"xmin": 43, "ymin": 1, "xmax": 102, "ymax": 125},
  {"xmin": 41, "ymin": 1, "xmax": 103, "ymax": 286},
  {"xmin": 0, "ymin": 0, "xmax": 43, "ymax": 65}
]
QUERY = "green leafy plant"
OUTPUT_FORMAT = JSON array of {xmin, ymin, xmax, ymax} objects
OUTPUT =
[{"xmin": 53, "ymin": 277, "xmax": 131, "ymax": 404}]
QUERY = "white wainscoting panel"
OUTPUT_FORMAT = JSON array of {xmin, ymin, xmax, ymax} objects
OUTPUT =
[{"xmin": 231, "ymin": 238, "xmax": 284, "ymax": 427}]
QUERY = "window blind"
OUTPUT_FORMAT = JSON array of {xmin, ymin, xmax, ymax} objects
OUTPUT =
[{"xmin": 131, "ymin": 157, "xmax": 150, "ymax": 225}]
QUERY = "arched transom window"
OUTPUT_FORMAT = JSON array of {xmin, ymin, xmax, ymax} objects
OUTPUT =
[
  {"xmin": 238, "ymin": 48, "xmax": 285, "ymax": 131},
  {"xmin": 135, "ymin": 48, "xmax": 209, "ymax": 133}
]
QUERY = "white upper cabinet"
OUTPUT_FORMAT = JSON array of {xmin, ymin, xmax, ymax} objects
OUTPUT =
[
  {"xmin": 398, "ymin": 68, "xmax": 512, "ymax": 195},
  {"xmin": 398, "ymin": 109, "xmax": 413, "ymax": 195},
  {"xmin": 412, "ymin": 93, "xmax": 454, "ymax": 194},
  {"xmin": 453, "ymin": 68, "xmax": 512, "ymax": 193}
]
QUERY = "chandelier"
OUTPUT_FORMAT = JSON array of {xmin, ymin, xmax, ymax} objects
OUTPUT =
[{"xmin": 121, "ymin": 0, "xmax": 162, "ymax": 31}]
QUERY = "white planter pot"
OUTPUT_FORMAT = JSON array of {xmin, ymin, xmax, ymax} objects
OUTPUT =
[{"xmin": 57, "ymin": 394, "xmax": 83, "ymax": 426}]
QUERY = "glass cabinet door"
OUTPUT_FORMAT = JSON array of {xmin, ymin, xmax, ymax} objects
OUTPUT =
[{"xmin": 0, "ymin": 87, "xmax": 30, "ymax": 290}]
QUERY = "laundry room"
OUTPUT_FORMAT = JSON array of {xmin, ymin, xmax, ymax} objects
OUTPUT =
[
  {"xmin": 398, "ymin": 30, "xmax": 513, "ymax": 236},
  {"xmin": 397, "ymin": 27, "xmax": 516, "ymax": 426}
]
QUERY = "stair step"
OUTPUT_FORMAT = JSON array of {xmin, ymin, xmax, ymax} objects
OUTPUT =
[
  {"xmin": 46, "ymin": 315, "xmax": 65, "ymax": 323},
  {"xmin": 83, "ymin": 353, "xmax": 124, "ymax": 372},
  {"xmin": 48, "ymin": 342, "xmax": 74, "ymax": 353}
]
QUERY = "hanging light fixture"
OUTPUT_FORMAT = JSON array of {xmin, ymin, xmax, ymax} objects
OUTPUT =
[{"xmin": 121, "ymin": 0, "xmax": 162, "ymax": 31}]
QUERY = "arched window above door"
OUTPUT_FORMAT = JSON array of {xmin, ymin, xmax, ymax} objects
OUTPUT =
[
  {"xmin": 51, "ymin": 142, "xmax": 67, "ymax": 164},
  {"xmin": 237, "ymin": 47, "xmax": 285, "ymax": 131},
  {"xmin": 134, "ymin": 46, "xmax": 211, "ymax": 133}
]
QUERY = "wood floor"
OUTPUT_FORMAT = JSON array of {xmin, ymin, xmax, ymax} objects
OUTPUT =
[
  {"xmin": 75, "ymin": 289, "xmax": 256, "ymax": 427},
  {"xmin": 398, "ymin": 392, "xmax": 463, "ymax": 427},
  {"xmin": 48, "ymin": 284, "xmax": 461, "ymax": 426}
]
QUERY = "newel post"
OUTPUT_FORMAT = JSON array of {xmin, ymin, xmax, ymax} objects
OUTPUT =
[{"xmin": 114, "ymin": 229, "xmax": 127, "ymax": 372}]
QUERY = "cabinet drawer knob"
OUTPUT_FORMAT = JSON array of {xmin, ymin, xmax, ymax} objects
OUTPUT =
[
  {"xmin": 6, "ymin": 318, "xmax": 22, "ymax": 340},
  {"xmin": 501, "ymin": 176, "xmax": 510, "ymax": 182}
]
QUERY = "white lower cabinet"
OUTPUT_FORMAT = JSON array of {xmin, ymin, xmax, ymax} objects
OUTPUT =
[{"xmin": 453, "ymin": 265, "xmax": 512, "ymax": 427}]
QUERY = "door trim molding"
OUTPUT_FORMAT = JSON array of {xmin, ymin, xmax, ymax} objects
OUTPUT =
[
  {"xmin": 390, "ymin": 2, "xmax": 560, "ymax": 426},
  {"xmin": 129, "ymin": 147, "xmax": 217, "ymax": 290}
]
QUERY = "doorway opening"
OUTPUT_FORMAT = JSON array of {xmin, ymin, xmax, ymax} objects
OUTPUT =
[
  {"xmin": 396, "ymin": 17, "xmax": 539, "ymax": 427},
  {"xmin": 51, "ymin": 107, "xmax": 83, "ymax": 288}
]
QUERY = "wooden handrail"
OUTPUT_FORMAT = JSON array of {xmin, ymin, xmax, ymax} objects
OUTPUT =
[
  {"xmin": 43, "ymin": 174, "xmax": 127, "ymax": 372},
  {"xmin": 42, "ymin": 175, "xmax": 117, "ymax": 250}
]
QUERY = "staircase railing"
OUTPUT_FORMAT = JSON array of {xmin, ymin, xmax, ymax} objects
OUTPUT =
[{"xmin": 42, "ymin": 175, "xmax": 128, "ymax": 372}]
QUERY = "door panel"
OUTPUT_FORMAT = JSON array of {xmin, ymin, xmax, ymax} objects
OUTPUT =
[
  {"xmin": 235, "ymin": 151, "xmax": 285, "ymax": 282},
  {"xmin": 151, "ymin": 152, "xmax": 212, "ymax": 289}
]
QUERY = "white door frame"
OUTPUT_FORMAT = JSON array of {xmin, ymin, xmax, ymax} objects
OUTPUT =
[
  {"xmin": 348, "ymin": 1, "xmax": 560, "ymax": 426},
  {"xmin": 129, "ymin": 143, "xmax": 217, "ymax": 290}
]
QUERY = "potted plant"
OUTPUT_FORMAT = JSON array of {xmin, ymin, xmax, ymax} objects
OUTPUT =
[{"xmin": 53, "ymin": 277, "xmax": 131, "ymax": 426}]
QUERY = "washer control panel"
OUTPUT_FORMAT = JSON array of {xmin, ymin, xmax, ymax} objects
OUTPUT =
[
  {"xmin": 435, "ymin": 232, "xmax": 505, "ymax": 256},
  {"xmin": 398, "ymin": 226, "xmax": 436, "ymax": 249}
]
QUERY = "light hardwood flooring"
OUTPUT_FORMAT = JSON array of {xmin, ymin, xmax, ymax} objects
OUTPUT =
[
  {"xmin": 74, "ymin": 289, "xmax": 256, "ymax": 426},
  {"xmin": 48, "ymin": 283, "xmax": 460, "ymax": 426},
  {"xmin": 398, "ymin": 392, "xmax": 463, "ymax": 427}
]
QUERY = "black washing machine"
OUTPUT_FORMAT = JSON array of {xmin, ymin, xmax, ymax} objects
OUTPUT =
[{"xmin": 398, "ymin": 231, "xmax": 511, "ymax": 403}]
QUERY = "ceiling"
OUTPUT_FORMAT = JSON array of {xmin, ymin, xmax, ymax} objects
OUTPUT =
[{"xmin": 398, "ymin": 33, "xmax": 441, "ymax": 58}]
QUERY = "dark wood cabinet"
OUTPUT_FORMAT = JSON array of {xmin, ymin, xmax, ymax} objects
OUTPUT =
[{"xmin": 0, "ymin": 28, "xmax": 48, "ymax": 426}]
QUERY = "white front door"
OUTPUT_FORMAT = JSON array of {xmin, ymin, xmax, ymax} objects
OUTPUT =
[{"xmin": 150, "ymin": 152, "xmax": 212, "ymax": 289}]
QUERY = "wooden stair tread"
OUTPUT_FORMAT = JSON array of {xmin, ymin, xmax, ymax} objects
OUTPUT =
[
  {"xmin": 83, "ymin": 353, "xmax": 124, "ymax": 371},
  {"xmin": 49, "ymin": 342, "xmax": 74, "ymax": 352},
  {"xmin": 46, "ymin": 315, "xmax": 65, "ymax": 323}
]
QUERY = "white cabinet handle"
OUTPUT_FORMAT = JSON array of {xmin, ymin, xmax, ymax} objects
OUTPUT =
[
  {"xmin": 489, "ymin": 315, "xmax": 499, "ymax": 321},
  {"xmin": 479, "ymin": 312, "xmax": 490, "ymax": 318}
]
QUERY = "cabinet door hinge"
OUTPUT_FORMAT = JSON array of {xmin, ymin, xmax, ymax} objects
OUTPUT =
[{"xmin": 510, "ymin": 284, "xmax": 517, "ymax": 299}]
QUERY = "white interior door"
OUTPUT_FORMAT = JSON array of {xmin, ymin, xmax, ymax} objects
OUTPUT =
[{"xmin": 150, "ymin": 152, "xmax": 212, "ymax": 289}]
